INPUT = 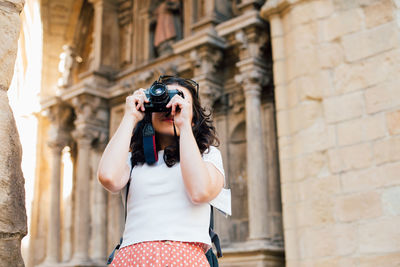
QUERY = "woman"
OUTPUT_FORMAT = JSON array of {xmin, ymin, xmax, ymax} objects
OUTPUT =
[{"xmin": 97, "ymin": 76, "xmax": 231, "ymax": 266}]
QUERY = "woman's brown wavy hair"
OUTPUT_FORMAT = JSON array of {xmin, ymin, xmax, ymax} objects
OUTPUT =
[{"xmin": 129, "ymin": 76, "xmax": 220, "ymax": 167}]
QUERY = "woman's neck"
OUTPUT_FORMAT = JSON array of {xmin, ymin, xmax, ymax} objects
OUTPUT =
[{"xmin": 156, "ymin": 133, "xmax": 175, "ymax": 151}]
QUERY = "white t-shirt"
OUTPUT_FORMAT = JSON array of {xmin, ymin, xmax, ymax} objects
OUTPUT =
[{"xmin": 119, "ymin": 145, "xmax": 231, "ymax": 249}]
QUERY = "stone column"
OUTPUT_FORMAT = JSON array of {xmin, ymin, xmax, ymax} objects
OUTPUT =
[
  {"xmin": 43, "ymin": 102, "xmax": 74, "ymax": 265},
  {"xmin": 70, "ymin": 94, "xmax": 108, "ymax": 264},
  {"xmin": 90, "ymin": 133, "xmax": 108, "ymax": 263},
  {"xmin": 0, "ymin": 1, "xmax": 27, "ymax": 267},
  {"xmin": 44, "ymin": 142, "xmax": 63, "ymax": 263},
  {"xmin": 71, "ymin": 127, "xmax": 95, "ymax": 264},
  {"xmin": 235, "ymin": 27, "xmax": 271, "ymax": 241}
]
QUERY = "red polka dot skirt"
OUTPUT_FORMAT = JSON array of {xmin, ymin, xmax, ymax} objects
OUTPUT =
[{"xmin": 111, "ymin": 240, "xmax": 211, "ymax": 267}]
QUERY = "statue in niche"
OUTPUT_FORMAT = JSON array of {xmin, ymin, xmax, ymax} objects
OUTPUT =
[
  {"xmin": 150, "ymin": 0, "xmax": 182, "ymax": 57},
  {"xmin": 58, "ymin": 45, "xmax": 82, "ymax": 88}
]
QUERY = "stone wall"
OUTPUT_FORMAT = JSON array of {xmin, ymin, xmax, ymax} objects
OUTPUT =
[
  {"xmin": 261, "ymin": 0, "xmax": 400, "ymax": 266},
  {"xmin": 0, "ymin": 0, "xmax": 27, "ymax": 266}
]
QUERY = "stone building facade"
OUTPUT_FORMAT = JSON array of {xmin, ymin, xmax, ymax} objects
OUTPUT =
[
  {"xmin": 29, "ymin": 0, "xmax": 284, "ymax": 266},
  {"xmin": 2, "ymin": 0, "xmax": 398, "ymax": 267}
]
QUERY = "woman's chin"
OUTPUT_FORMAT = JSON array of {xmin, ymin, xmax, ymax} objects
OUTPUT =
[{"xmin": 155, "ymin": 128, "xmax": 177, "ymax": 136}]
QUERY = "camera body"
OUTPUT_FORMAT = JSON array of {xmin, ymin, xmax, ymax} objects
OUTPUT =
[{"xmin": 144, "ymin": 81, "xmax": 184, "ymax": 112}]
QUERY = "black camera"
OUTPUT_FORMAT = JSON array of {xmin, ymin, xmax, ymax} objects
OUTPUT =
[{"xmin": 144, "ymin": 81, "xmax": 184, "ymax": 112}]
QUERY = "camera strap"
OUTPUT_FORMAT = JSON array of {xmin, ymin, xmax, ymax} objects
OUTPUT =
[
  {"xmin": 173, "ymin": 120, "xmax": 179, "ymax": 151},
  {"xmin": 142, "ymin": 121, "xmax": 158, "ymax": 164}
]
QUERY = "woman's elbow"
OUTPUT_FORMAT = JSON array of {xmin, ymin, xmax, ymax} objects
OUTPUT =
[
  {"xmin": 97, "ymin": 171, "xmax": 120, "ymax": 194},
  {"xmin": 189, "ymin": 190, "xmax": 214, "ymax": 204}
]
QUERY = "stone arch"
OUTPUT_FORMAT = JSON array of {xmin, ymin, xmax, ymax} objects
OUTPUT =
[{"xmin": 227, "ymin": 120, "xmax": 249, "ymax": 242}]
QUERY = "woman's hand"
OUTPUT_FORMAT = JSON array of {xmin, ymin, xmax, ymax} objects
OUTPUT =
[
  {"xmin": 125, "ymin": 88, "xmax": 149, "ymax": 121},
  {"xmin": 166, "ymin": 94, "xmax": 192, "ymax": 130}
]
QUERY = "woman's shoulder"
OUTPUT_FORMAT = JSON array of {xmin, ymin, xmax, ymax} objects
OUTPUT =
[{"xmin": 203, "ymin": 145, "xmax": 220, "ymax": 153}]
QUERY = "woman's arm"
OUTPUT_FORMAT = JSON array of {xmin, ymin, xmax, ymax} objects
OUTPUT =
[
  {"xmin": 97, "ymin": 114, "xmax": 138, "ymax": 193},
  {"xmin": 179, "ymin": 124, "xmax": 224, "ymax": 204},
  {"xmin": 97, "ymin": 89, "xmax": 148, "ymax": 193}
]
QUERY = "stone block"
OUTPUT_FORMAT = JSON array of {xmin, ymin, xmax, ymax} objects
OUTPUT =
[
  {"xmin": 286, "ymin": 48, "xmax": 319, "ymax": 81},
  {"xmin": 363, "ymin": 0, "xmax": 395, "ymax": 28},
  {"xmin": 286, "ymin": 79, "xmax": 300, "ymax": 109},
  {"xmin": 373, "ymin": 136, "xmax": 400, "ymax": 165},
  {"xmin": 271, "ymin": 36, "xmax": 285, "ymax": 61},
  {"xmin": 323, "ymin": 91, "xmax": 364, "ymax": 123},
  {"xmin": 333, "ymin": 49, "xmax": 400, "ymax": 95},
  {"xmin": 292, "ymin": 101, "xmax": 323, "ymax": 133},
  {"xmin": 336, "ymin": 114, "xmax": 386, "ymax": 146},
  {"xmin": 276, "ymin": 109, "xmax": 291, "ymax": 137},
  {"xmin": 282, "ymin": 9, "xmax": 294, "ymax": 37},
  {"xmin": 278, "ymin": 136, "xmax": 293, "ymax": 160},
  {"xmin": 273, "ymin": 59, "xmax": 286, "ymax": 86},
  {"xmin": 328, "ymin": 143, "xmax": 373, "ymax": 173},
  {"xmin": 358, "ymin": 252, "xmax": 400, "ymax": 267},
  {"xmin": 282, "ymin": 203, "xmax": 297, "ymax": 229},
  {"xmin": 337, "ymin": 118, "xmax": 363, "ymax": 146},
  {"xmin": 290, "ymin": 1, "xmax": 315, "ymax": 25},
  {"xmin": 363, "ymin": 113, "xmax": 387, "ymax": 141},
  {"xmin": 274, "ymin": 84, "xmax": 288, "ymax": 111},
  {"xmin": 318, "ymin": 42, "xmax": 344, "ymax": 69},
  {"xmin": 281, "ymin": 183, "xmax": 296, "ymax": 205},
  {"xmin": 365, "ymin": 80, "xmax": 400, "ymax": 114},
  {"xmin": 386, "ymin": 109, "xmax": 400, "ymax": 135},
  {"xmin": 300, "ymin": 226, "xmax": 337, "ymax": 258},
  {"xmin": 297, "ymin": 195, "xmax": 336, "ymax": 228},
  {"xmin": 293, "ymin": 122, "xmax": 335, "ymax": 155},
  {"xmin": 378, "ymin": 161, "xmax": 400, "ymax": 187},
  {"xmin": 279, "ymin": 158, "xmax": 294, "ymax": 184},
  {"xmin": 287, "ymin": 22, "xmax": 318, "ymax": 54},
  {"xmin": 297, "ymin": 76, "xmax": 315, "ymax": 101},
  {"xmin": 313, "ymin": 0, "xmax": 335, "ymax": 19},
  {"xmin": 340, "ymin": 167, "xmax": 381, "ymax": 193},
  {"xmin": 283, "ymin": 228, "xmax": 300, "ymax": 260},
  {"xmin": 298, "ymin": 174, "xmax": 341, "ymax": 201},
  {"xmin": 320, "ymin": 8, "xmax": 363, "ymax": 42},
  {"xmin": 332, "ymin": 0, "xmax": 359, "ymax": 11},
  {"xmin": 381, "ymin": 186, "xmax": 400, "ymax": 215},
  {"xmin": 335, "ymin": 191, "xmax": 382, "ymax": 222},
  {"xmin": 342, "ymin": 22, "xmax": 398, "ymax": 62},
  {"xmin": 292, "ymin": 151, "xmax": 326, "ymax": 181},
  {"xmin": 334, "ymin": 223, "xmax": 358, "ymax": 256},
  {"xmin": 313, "ymin": 258, "xmax": 339, "ymax": 267},
  {"xmin": 359, "ymin": 217, "xmax": 400, "ymax": 253}
]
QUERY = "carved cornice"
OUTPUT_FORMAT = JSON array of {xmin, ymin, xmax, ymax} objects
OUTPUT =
[
  {"xmin": 70, "ymin": 93, "xmax": 109, "ymax": 148},
  {"xmin": 235, "ymin": 59, "xmax": 270, "ymax": 96},
  {"xmin": 235, "ymin": 27, "xmax": 269, "ymax": 61},
  {"xmin": 173, "ymin": 27, "xmax": 226, "ymax": 54},
  {"xmin": 71, "ymin": 94, "xmax": 108, "ymax": 129},
  {"xmin": 215, "ymin": 10, "xmax": 265, "ymax": 38},
  {"xmin": 44, "ymin": 98, "xmax": 75, "ymax": 149},
  {"xmin": 260, "ymin": 0, "xmax": 312, "ymax": 19}
]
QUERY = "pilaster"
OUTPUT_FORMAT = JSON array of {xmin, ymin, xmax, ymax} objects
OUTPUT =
[
  {"xmin": 43, "ymin": 101, "xmax": 74, "ymax": 264},
  {"xmin": 235, "ymin": 24, "xmax": 271, "ymax": 241},
  {"xmin": 69, "ymin": 94, "xmax": 108, "ymax": 265},
  {"xmin": 88, "ymin": 0, "xmax": 119, "ymax": 77}
]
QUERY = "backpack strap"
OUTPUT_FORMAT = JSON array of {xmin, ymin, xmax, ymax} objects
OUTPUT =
[
  {"xmin": 107, "ymin": 166, "xmax": 133, "ymax": 265},
  {"xmin": 209, "ymin": 205, "xmax": 223, "ymax": 258}
]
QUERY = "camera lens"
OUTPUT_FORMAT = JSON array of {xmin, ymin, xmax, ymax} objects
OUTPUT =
[{"xmin": 149, "ymin": 83, "xmax": 169, "ymax": 103}]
